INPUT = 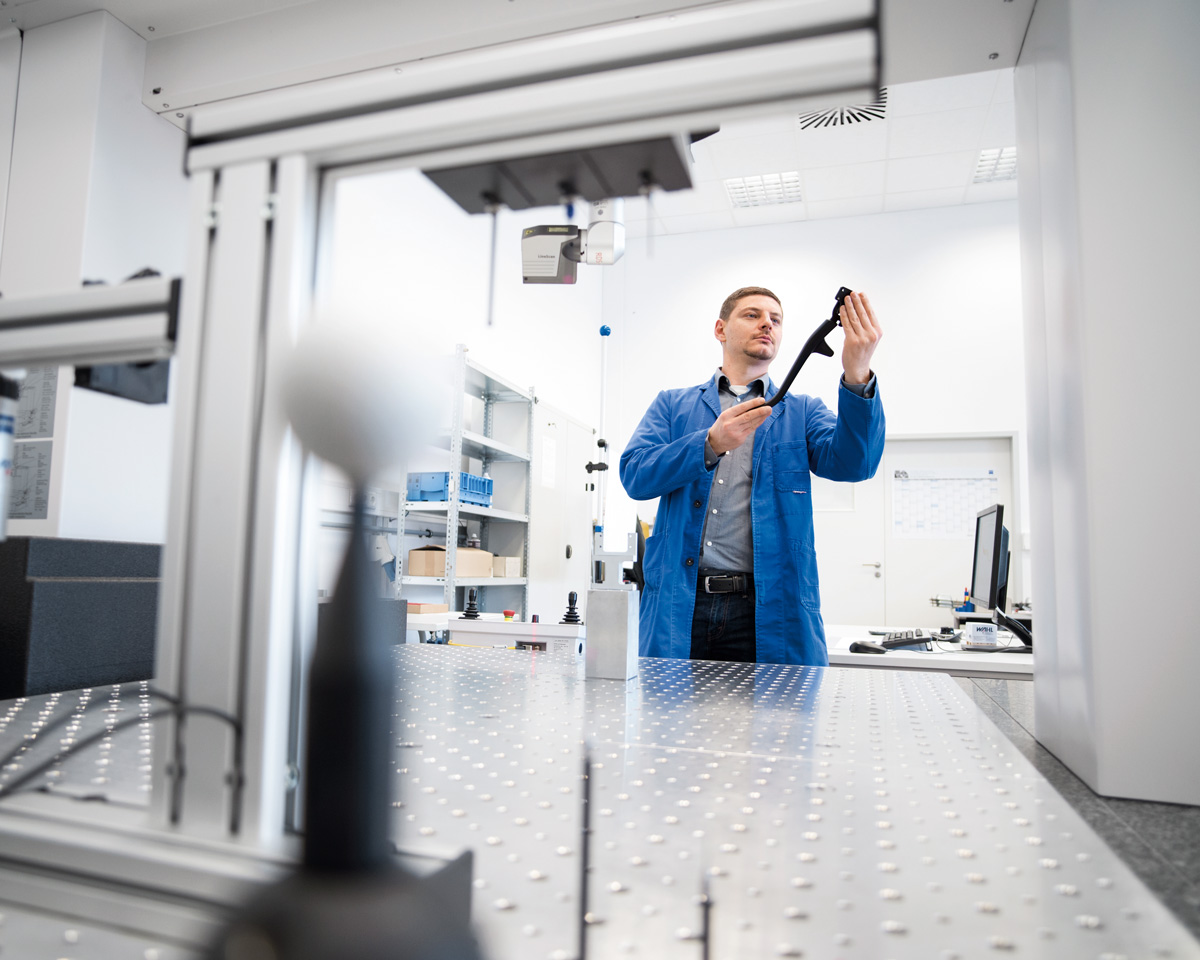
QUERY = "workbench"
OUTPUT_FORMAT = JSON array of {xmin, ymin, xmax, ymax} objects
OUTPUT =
[{"xmin": 0, "ymin": 647, "xmax": 1194, "ymax": 959}]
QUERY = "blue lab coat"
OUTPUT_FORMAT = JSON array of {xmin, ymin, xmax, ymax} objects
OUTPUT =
[{"xmin": 619, "ymin": 374, "xmax": 885, "ymax": 665}]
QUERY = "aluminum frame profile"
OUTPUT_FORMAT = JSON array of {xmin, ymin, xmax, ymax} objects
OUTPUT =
[
  {"xmin": 187, "ymin": 29, "xmax": 879, "ymax": 174},
  {"xmin": 0, "ymin": 277, "xmax": 180, "ymax": 367},
  {"xmin": 163, "ymin": 0, "xmax": 879, "ymax": 846},
  {"xmin": 187, "ymin": 0, "xmax": 877, "ymax": 144},
  {"xmin": 0, "ymin": 0, "xmax": 881, "ymax": 906}
]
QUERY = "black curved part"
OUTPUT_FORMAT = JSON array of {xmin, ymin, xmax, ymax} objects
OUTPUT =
[{"xmin": 765, "ymin": 286, "xmax": 852, "ymax": 408}]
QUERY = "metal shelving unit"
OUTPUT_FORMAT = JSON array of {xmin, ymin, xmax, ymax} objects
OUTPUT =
[{"xmin": 400, "ymin": 344, "xmax": 533, "ymax": 616}]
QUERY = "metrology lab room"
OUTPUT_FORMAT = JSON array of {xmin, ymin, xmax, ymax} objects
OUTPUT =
[{"xmin": 0, "ymin": 1, "xmax": 1197, "ymax": 958}]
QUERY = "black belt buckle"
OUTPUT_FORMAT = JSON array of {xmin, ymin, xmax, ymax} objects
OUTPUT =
[{"xmin": 704, "ymin": 573, "xmax": 748, "ymax": 594}]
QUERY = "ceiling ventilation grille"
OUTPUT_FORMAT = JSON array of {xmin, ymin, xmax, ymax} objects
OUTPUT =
[
  {"xmin": 973, "ymin": 147, "xmax": 1018, "ymax": 183},
  {"xmin": 724, "ymin": 172, "xmax": 803, "ymax": 208},
  {"xmin": 797, "ymin": 88, "xmax": 888, "ymax": 129}
]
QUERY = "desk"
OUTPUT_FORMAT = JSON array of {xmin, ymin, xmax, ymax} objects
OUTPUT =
[
  {"xmin": 829, "ymin": 634, "xmax": 1034, "ymax": 679},
  {"xmin": 406, "ymin": 610, "xmax": 506, "ymax": 644}
]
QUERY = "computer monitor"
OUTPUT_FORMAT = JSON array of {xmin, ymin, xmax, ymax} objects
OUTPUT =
[
  {"xmin": 970, "ymin": 504, "xmax": 1009, "ymax": 612},
  {"xmin": 969, "ymin": 503, "xmax": 1032, "ymax": 648}
]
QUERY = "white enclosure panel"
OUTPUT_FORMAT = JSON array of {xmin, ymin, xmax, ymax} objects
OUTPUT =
[
  {"xmin": 528, "ymin": 405, "xmax": 594, "ymax": 624},
  {"xmin": 1017, "ymin": 0, "xmax": 1200, "ymax": 804},
  {"xmin": 1, "ymin": 11, "xmax": 187, "ymax": 543},
  {"xmin": 0, "ymin": 29, "xmax": 20, "ymax": 274}
]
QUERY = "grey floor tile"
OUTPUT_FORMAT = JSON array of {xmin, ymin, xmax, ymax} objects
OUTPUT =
[
  {"xmin": 1103, "ymin": 797, "xmax": 1200, "ymax": 886},
  {"xmin": 1149, "ymin": 882, "xmax": 1200, "ymax": 941},
  {"xmin": 956, "ymin": 674, "xmax": 1200, "ymax": 940}
]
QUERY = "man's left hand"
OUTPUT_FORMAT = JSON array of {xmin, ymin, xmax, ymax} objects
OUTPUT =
[{"xmin": 840, "ymin": 290, "xmax": 881, "ymax": 385}]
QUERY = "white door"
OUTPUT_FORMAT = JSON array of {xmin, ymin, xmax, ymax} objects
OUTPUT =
[
  {"xmin": 811, "ymin": 473, "xmax": 886, "ymax": 625},
  {"xmin": 883, "ymin": 437, "xmax": 1015, "ymax": 628},
  {"xmin": 813, "ymin": 434, "xmax": 1018, "ymax": 629}
]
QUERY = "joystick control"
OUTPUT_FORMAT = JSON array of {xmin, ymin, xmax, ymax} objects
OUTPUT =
[
  {"xmin": 560, "ymin": 591, "xmax": 582, "ymax": 624},
  {"xmin": 460, "ymin": 588, "xmax": 481, "ymax": 620}
]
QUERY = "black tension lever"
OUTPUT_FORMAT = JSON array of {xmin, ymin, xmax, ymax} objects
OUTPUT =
[{"xmin": 765, "ymin": 286, "xmax": 852, "ymax": 407}]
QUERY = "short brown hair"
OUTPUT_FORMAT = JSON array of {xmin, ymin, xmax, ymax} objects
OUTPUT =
[{"xmin": 719, "ymin": 286, "xmax": 782, "ymax": 320}]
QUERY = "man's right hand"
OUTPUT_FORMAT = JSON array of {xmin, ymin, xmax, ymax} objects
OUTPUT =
[{"xmin": 707, "ymin": 397, "xmax": 772, "ymax": 456}]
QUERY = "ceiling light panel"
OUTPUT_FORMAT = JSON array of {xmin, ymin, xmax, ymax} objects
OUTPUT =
[
  {"xmin": 973, "ymin": 146, "xmax": 1017, "ymax": 182},
  {"xmin": 724, "ymin": 172, "xmax": 802, "ymax": 208}
]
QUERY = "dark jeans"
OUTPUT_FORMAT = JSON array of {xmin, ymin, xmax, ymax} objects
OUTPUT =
[{"xmin": 690, "ymin": 572, "xmax": 756, "ymax": 663}]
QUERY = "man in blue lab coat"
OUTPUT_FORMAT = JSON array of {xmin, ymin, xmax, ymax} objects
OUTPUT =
[{"xmin": 619, "ymin": 286, "xmax": 884, "ymax": 665}]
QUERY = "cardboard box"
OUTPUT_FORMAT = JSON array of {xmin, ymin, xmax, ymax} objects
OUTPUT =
[
  {"xmin": 406, "ymin": 545, "xmax": 493, "ymax": 578},
  {"xmin": 407, "ymin": 602, "xmax": 449, "ymax": 614},
  {"xmin": 492, "ymin": 556, "xmax": 522, "ymax": 578}
]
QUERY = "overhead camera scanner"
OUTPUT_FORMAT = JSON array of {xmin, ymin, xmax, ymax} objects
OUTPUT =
[{"xmin": 522, "ymin": 198, "xmax": 625, "ymax": 284}]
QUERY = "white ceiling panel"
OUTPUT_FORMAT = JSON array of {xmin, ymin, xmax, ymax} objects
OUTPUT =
[
  {"xmin": 885, "ymin": 151, "xmax": 978, "ymax": 193},
  {"xmin": 684, "ymin": 138, "xmax": 722, "ymax": 182},
  {"xmin": 795, "ymin": 121, "xmax": 890, "ymax": 168},
  {"xmin": 623, "ymin": 216, "xmax": 664, "ymax": 239},
  {"xmin": 886, "ymin": 71, "xmax": 1000, "ymax": 117},
  {"xmin": 964, "ymin": 180, "xmax": 1018, "ymax": 204},
  {"xmin": 647, "ymin": 64, "xmax": 1020, "ymax": 235},
  {"xmin": 803, "ymin": 160, "xmax": 887, "ymax": 203},
  {"xmin": 706, "ymin": 132, "xmax": 803, "ymax": 181},
  {"xmin": 731, "ymin": 203, "xmax": 809, "ymax": 228},
  {"xmin": 980, "ymin": 100, "xmax": 1017, "ymax": 148},
  {"xmin": 657, "ymin": 210, "xmax": 737, "ymax": 235},
  {"xmin": 886, "ymin": 106, "xmax": 990, "ymax": 158},
  {"xmin": 806, "ymin": 195, "xmax": 885, "ymax": 220},
  {"xmin": 7, "ymin": 0, "xmax": 317, "ymax": 39},
  {"xmin": 884, "ymin": 186, "xmax": 967, "ymax": 212},
  {"xmin": 992, "ymin": 68, "xmax": 1015, "ymax": 103},
  {"xmin": 647, "ymin": 180, "xmax": 730, "ymax": 218},
  {"xmin": 717, "ymin": 114, "xmax": 803, "ymax": 139}
]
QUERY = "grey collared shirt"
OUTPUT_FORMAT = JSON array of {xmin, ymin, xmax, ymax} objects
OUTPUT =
[
  {"xmin": 698, "ymin": 372, "xmax": 766, "ymax": 572},
  {"xmin": 700, "ymin": 368, "xmax": 877, "ymax": 573}
]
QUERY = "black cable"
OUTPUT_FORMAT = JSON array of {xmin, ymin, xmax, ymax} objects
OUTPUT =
[
  {"xmin": 0, "ymin": 686, "xmax": 185, "ymax": 774},
  {"xmin": 0, "ymin": 702, "xmax": 241, "ymax": 802}
]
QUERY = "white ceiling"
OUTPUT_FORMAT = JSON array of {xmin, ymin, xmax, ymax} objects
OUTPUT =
[
  {"xmin": 4, "ymin": 0, "xmax": 1025, "ymax": 231},
  {"xmin": 626, "ymin": 67, "xmax": 1017, "ymax": 236}
]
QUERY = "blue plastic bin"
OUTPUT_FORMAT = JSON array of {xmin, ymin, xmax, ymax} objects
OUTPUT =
[{"xmin": 406, "ymin": 471, "xmax": 493, "ymax": 507}]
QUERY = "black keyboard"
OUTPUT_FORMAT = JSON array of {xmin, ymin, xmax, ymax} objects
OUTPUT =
[{"xmin": 880, "ymin": 629, "xmax": 932, "ymax": 650}]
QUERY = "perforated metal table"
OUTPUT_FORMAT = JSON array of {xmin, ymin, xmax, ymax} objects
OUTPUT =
[{"xmin": 0, "ymin": 648, "xmax": 1196, "ymax": 960}]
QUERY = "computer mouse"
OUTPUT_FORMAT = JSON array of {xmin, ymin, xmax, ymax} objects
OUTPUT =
[{"xmin": 848, "ymin": 640, "xmax": 888, "ymax": 654}]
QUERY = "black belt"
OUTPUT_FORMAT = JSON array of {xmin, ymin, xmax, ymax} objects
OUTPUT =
[{"xmin": 699, "ymin": 571, "xmax": 752, "ymax": 594}]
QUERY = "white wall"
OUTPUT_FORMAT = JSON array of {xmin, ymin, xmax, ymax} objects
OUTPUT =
[
  {"xmin": 323, "ymin": 167, "xmax": 604, "ymax": 427},
  {"xmin": 1017, "ymin": 0, "xmax": 1200, "ymax": 804},
  {"xmin": 602, "ymin": 200, "xmax": 1027, "ymax": 549},
  {"xmin": 0, "ymin": 28, "xmax": 21, "ymax": 273},
  {"xmin": 1, "ymin": 12, "xmax": 188, "ymax": 544},
  {"xmin": 316, "ymin": 166, "xmax": 606, "ymax": 593}
]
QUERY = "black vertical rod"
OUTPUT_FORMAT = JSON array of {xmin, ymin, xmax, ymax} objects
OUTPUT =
[
  {"xmin": 699, "ymin": 874, "xmax": 711, "ymax": 960},
  {"xmin": 302, "ymin": 486, "xmax": 394, "ymax": 870},
  {"xmin": 578, "ymin": 746, "xmax": 592, "ymax": 960},
  {"xmin": 485, "ymin": 198, "xmax": 500, "ymax": 327}
]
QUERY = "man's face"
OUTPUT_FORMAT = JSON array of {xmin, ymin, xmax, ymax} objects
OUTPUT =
[{"xmin": 715, "ymin": 294, "xmax": 783, "ymax": 364}]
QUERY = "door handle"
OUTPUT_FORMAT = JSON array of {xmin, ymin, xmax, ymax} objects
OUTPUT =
[{"xmin": 862, "ymin": 562, "xmax": 881, "ymax": 568}]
